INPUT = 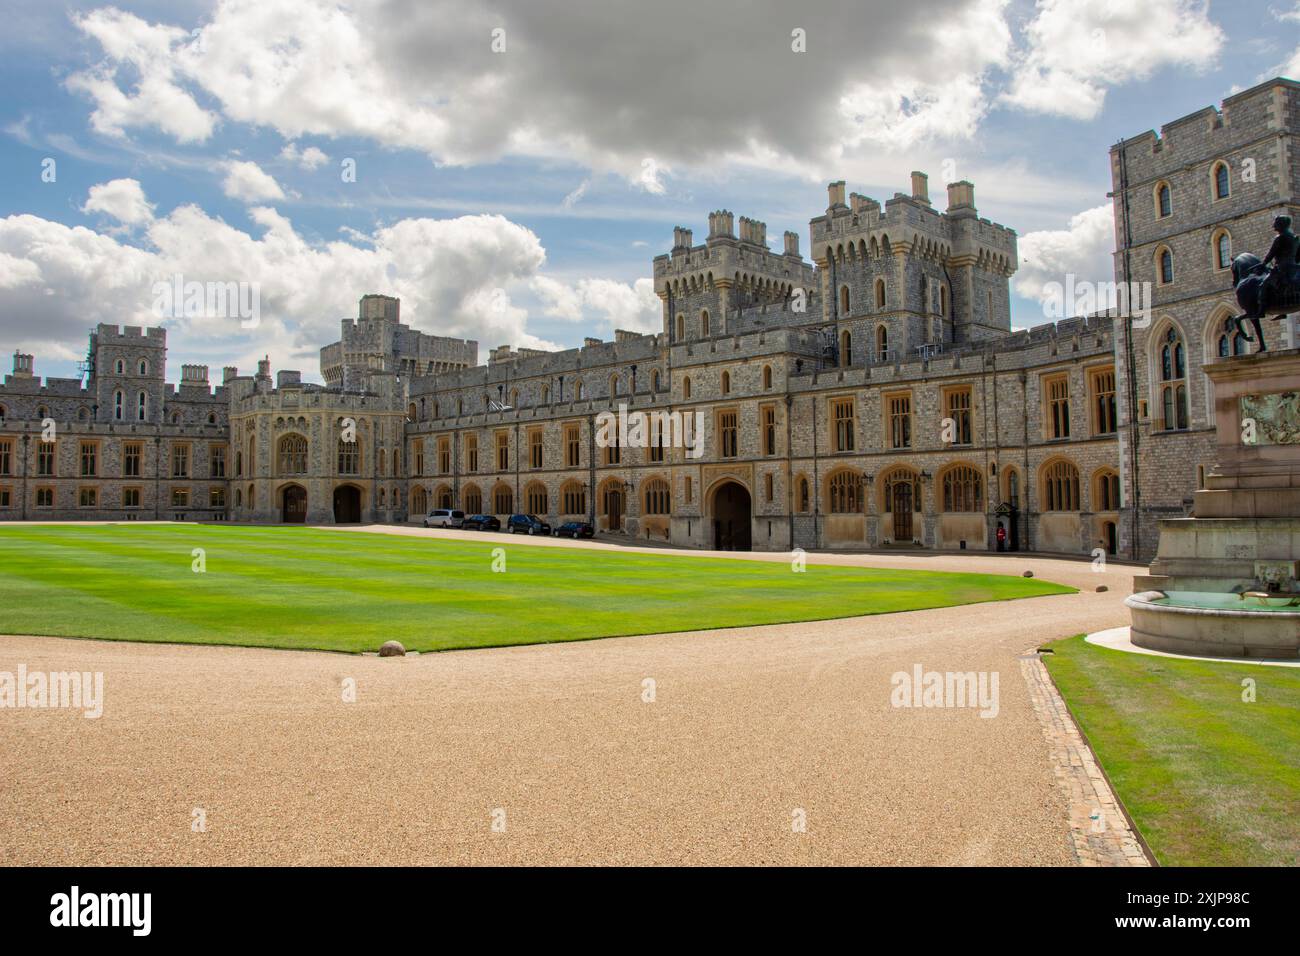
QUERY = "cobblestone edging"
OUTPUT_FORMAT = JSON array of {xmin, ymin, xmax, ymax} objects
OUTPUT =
[{"xmin": 1020, "ymin": 652, "xmax": 1152, "ymax": 867}]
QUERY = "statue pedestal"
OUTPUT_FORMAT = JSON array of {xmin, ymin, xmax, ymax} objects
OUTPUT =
[{"xmin": 1132, "ymin": 348, "xmax": 1300, "ymax": 658}]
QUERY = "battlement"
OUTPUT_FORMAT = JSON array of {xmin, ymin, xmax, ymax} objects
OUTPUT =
[{"xmin": 92, "ymin": 324, "xmax": 167, "ymax": 345}]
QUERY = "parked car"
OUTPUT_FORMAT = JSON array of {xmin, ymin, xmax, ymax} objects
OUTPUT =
[
  {"xmin": 507, "ymin": 514, "xmax": 552, "ymax": 535},
  {"xmin": 554, "ymin": 521, "xmax": 594, "ymax": 539},
  {"xmin": 423, "ymin": 509, "xmax": 465, "ymax": 529},
  {"xmin": 462, "ymin": 514, "xmax": 501, "ymax": 532}
]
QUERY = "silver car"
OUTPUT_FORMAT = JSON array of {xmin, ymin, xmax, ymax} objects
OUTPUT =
[{"xmin": 423, "ymin": 509, "xmax": 465, "ymax": 528}]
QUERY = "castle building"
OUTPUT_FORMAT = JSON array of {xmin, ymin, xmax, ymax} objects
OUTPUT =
[{"xmin": 3, "ymin": 80, "xmax": 1294, "ymax": 561}]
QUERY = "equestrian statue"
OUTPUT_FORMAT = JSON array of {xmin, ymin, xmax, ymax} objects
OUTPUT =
[{"xmin": 1227, "ymin": 214, "xmax": 1300, "ymax": 351}]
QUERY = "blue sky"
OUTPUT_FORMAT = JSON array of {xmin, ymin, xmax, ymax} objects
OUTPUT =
[{"xmin": 1, "ymin": 0, "xmax": 1298, "ymax": 382}]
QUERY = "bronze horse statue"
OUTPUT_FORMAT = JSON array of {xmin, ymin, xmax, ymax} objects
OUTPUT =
[{"xmin": 1226, "ymin": 252, "xmax": 1300, "ymax": 351}]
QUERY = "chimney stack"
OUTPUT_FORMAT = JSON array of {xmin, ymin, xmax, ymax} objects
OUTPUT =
[
  {"xmin": 911, "ymin": 171, "xmax": 930, "ymax": 204},
  {"xmin": 11, "ymin": 351, "xmax": 33, "ymax": 378},
  {"xmin": 827, "ymin": 181, "xmax": 847, "ymax": 208},
  {"xmin": 783, "ymin": 230, "xmax": 800, "ymax": 257},
  {"xmin": 947, "ymin": 180, "xmax": 976, "ymax": 212}
]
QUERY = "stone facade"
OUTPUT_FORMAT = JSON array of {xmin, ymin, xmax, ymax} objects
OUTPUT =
[{"xmin": 10, "ymin": 82, "xmax": 1296, "ymax": 557}]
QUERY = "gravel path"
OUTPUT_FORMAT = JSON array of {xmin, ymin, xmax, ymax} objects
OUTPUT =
[{"xmin": 0, "ymin": 532, "xmax": 1134, "ymax": 865}]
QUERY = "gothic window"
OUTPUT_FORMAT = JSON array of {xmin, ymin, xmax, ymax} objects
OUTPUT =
[
  {"xmin": 941, "ymin": 465, "xmax": 982, "ymax": 513},
  {"xmin": 1043, "ymin": 459, "xmax": 1081, "ymax": 511},
  {"xmin": 1159, "ymin": 326, "xmax": 1188, "ymax": 430}
]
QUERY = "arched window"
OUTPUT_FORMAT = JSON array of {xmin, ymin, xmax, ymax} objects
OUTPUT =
[
  {"xmin": 136, "ymin": 392, "xmax": 147, "ymax": 421},
  {"xmin": 762, "ymin": 365, "xmax": 772, "ymax": 389},
  {"xmin": 609, "ymin": 374, "xmax": 619, "ymax": 397},
  {"xmin": 525, "ymin": 482, "xmax": 547, "ymax": 515},
  {"xmin": 460, "ymin": 484, "xmax": 481, "ymax": 514},
  {"xmin": 235, "ymin": 450, "xmax": 243, "ymax": 478},
  {"xmin": 235, "ymin": 488, "xmax": 242, "ymax": 507},
  {"xmin": 839, "ymin": 330, "xmax": 852, "ymax": 367},
  {"xmin": 874, "ymin": 278, "xmax": 886, "ymax": 309},
  {"xmin": 541, "ymin": 384, "xmax": 550, "ymax": 404},
  {"xmin": 643, "ymin": 478, "xmax": 670, "ymax": 515},
  {"xmin": 840, "ymin": 286, "xmax": 850, "ymax": 315},
  {"xmin": 575, "ymin": 380, "xmax": 585, "ymax": 400},
  {"xmin": 798, "ymin": 476, "xmax": 810, "ymax": 512},
  {"xmin": 407, "ymin": 403, "xmax": 417, "ymax": 421},
  {"xmin": 881, "ymin": 469, "xmax": 921, "ymax": 513},
  {"xmin": 113, "ymin": 390, "xmax": 124, "ymax": 420},
  {"xmin": 675, "ymin": 314, "xmax": 685, "ymax": 340},
  {"xmin": 411, "ymin": 486, "xmax": 428, "ymax": 515},
  {"xmin": 827, "ymin": 470, "xmax": 860, "ymax": 513},
  {"xmin": 1005, "ymin": 467, "xmax": 1021, "ymax": 508},
  {"xmin": 1094, "ymin": 469, "xmax": 1120, "ymax": 511},
  {"xmin": 1158, "ymin": 247, "xmax": 1174, "ymax": 285},
  {"xmin": 1155, "ymin": 182, "xmax": 1172, "ymax": 218},
  {"xmin": 940, "ymin": 285, "xmax": 948, "ymax": 316},
  {"xmin": 138, "ymin": 359, "xmax": 149, "ymax": 376},
  {"xmin": 721, "ymin": 371, "xmax": 731, "ymax": 394},
  {"xmin": 1043, "ymin": 460, "xmax": 1081, "ymax": 511},
  {"xmin": 1218, "ymin": 328, "xmax": 1249, "ymax": 357},
  {"xmin": 337, "ymin": 439, "xmax": 359, "ymax": 475},
  {"xmin": 1213, "ymin": 161, "xmax": 1230, "ymax": 200},
  {"xmin": 941, "ymin": 465, "xmax": 983, "ymax": 512},
  {"xmin": 876, "ymin": 324, "xmax": 889, "ymax": 361},
  {"xmin": 560, "ymin": 480, "xmax": 586, "ymax": 515},
  {"xmin": 1159, "ymin": 326, "xmax": 1189, "ymax": 430},
  {"xmin": 493, "ymin": 485, "xmax": 513, "ymax": 514},
  {"xmin": 683, "ymin": 376, "xmax": 692, "ymax": 399},
  {"xmin": 1214, "ymin": 230, "xmax": 1231, "ymax": 270},
  {"xmin": 277, "ymin": 434, "xmax": 308, "ymax": 475},
  {"xmin": 701, "ymin": 310, "xmax": 710, "ymax": 337},
  {"xmin": 115, "ymin": 359, "xmax": 124, "ymax": 375}
]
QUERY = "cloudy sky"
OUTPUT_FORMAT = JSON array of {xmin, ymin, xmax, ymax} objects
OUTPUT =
[{"xmin": 0, "ymin": 0, "xmax": 1297, "ymax": 382}]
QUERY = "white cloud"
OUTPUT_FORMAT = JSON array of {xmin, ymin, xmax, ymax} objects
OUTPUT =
[
  {"xmin": 1013, "ymin": 204, "xmax": 1114, "ymax": 308},
  {"xmin": 0, "ymin": 200, "xmax": 637, "ymax": 374},
  {"xmin": 221, "ymin": 160, "xmax": 287, "ymax": 203},
  {"xmin": 1002, "ymin": 0, "xmax": 1224, "ymax": 120},
  {"xmin": 81, "ymin": 178, "xmax": 155, "ymax": 225},
  {"xmin": 534, "ymin": 275, "xmax": 661, "ymax": 334},
  {"xmin": 280, "ymin": 141, "xmax": 330, "ymax": 169}
]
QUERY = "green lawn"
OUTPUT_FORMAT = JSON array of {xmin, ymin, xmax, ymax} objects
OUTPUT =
[
  {"xmin": 1045, "ymin": 635, "xmax": 1300, "ymax": 866},
  {"xmin": 0, "ymin": 524, "xmax": 1071, "ymax": 653}
]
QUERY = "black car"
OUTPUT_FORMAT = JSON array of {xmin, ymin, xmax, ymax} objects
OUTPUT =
[
  {"xmin": 463, "ymin": 514, "xmax": 501, "ymax": 532},
  {"xmin": 554, "ymin": 521, "xmax": 594, "ymax": 539},
  {"xmin": 507, "ymin": 514, "xmax": 552, "ymax": 535}
]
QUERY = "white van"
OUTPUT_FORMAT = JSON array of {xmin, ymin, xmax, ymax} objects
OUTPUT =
[{"xmin": 423, "ymin": 509, "xmax": 465, "ymax": 529}]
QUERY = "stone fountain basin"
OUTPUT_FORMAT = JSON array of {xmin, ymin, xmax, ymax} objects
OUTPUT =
[{"xmin": 1126, "ymin": 591, "xmax": 1300, "ymax": 660}]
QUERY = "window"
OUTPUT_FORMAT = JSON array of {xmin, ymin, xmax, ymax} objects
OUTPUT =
[
  {"xmin": 576, "ymin": 380, "xmax": 585, "ymax": 401},
  {"xmin": 114, "ymin": 390, "xmax": 124, "ymax": 420},
  {"xmin": 1043, "ymin": 460, "xmax": 1080, "ymax": 511},
  {"xmin": 1044, "ymin": 373, "xmax": 1071, "ymax": 439},
  {"xmin": 171, "ymin": 488, "xmax": 190, "ymax": 508},
  {"xmin": 839, "ymin": 330, "xmax": 852, "ymax": 367},
  {"xmin": 643, "ymin": 478, "xmax": 670, "ymax": 515},
  {"xmin": 650, "ymin": 416, "xmax": 665, "ymax": 463},
  {"xmin": 684, "ymin": 476, "xmax": 693, "ymax": 503},
  {"xmin": 1218, "ymin": 328, "xmax": 1249, "ymax": 357},
  {"xmin": 798, "ymin": 476, "xmax": 810, "ymax": 512},
  {"xmin": 1006, "ymin": 468, "xmax": 1020, "ymax": 508},
  {"xmin": 1156, "ymin": 182, "xmax": 1171, "ymax": 218},
  {"xmin": 0, "ymin": 439, "xmax": 10, "ymax": 476},
  {"xmin": 764, "ymin": 473, "xmax": 774, "ymax": 502},
  {"xmin": 887, "ymin": 393, "xmax": 911, "ymax": 449},
  {"xmin": 210, "ymin": 487, "xmax": 226, "ymax": 509},
  {"xmin": 36, "ymin": 487, "xmax": 54, "ymax": 508},
  {"xmin": 338, "ymin": 439, "xmax": 359, "ymax": 475},
  {"xmin": 171, "ymin": 444, "xmax": 190, "ymax": 478},
  {"xmin": 944, "ymin": 388, "xmax": 972, "ymax": 445},
  {"xmin": 941, "ymin": 465, "xmax": 983, "ymax": 512},
  {"xmin": 609, "ymin": 374, "xmax": 619, "ymax": 398},
  {"xmin": 115, "ymin": 359, "xmax": 124, "ymax": 375},
  {"xmin": 79, "ymin": 487, "xmax": 97, "ymax": 508},
  {"xmin": 1213, "ymin": 161, "xmax": 1230, "ymax": 200},
  {"xmin": 1158, "ymin": 247, "xmax": 1174, "ymax": 285},
  {"xmin": 762, "ymin": 405, "xmax": 777, "ymax": 456},
  {"xmin": 438, "ymin": 436, "xmax": 451, "ymax": 474},
  {"xmin": 762, "ymin": 366, "xmax": 772, "ymax": 389},
  {"xmin": 463, "ymin": 485, "xmax": 482, "ymax": 514},
  {"xmin": 528, "ymin": 430, "xmax": 543, "ymax": 469},
  {"xmin": 721, "ymin": 371, "xmax": 731, "ymax": 395},
  {"xmin": 701, "ymin": 310, "xmax": 710, "ymax": 337},
  {"xmin": 465, "ymin": 434, "xmax": 479, "ymax": 472},
  {"xmin": 1089, "ymin": 367, "xmax": 1117, "ymax": 435},
  {"xmin": 278, "ymin": 435, "xmax": 308, "ymax": 475},
  {"xmin": 876, "ymin": 325, "xmax": 889, "ymax": 361},
  {"xmin": 137, "ymin": 392, "xmax": 147, "ymax": 421},
  {"xmin": 604, "ymin": 424, "xmax": 621, "ymax": 465},
  {"xmin": 828, "ymin": 471, "xmax": 859, "ymax": 513},
  {"xmin": 80, "ymin": 441, "xmax": 97, "ymax": 477},
  {"xmin": 676, "ymin": 314, "xmax": 685, "ymax": 340},
  {"xmin": 683, "ymin": 377, "xmax": 692, "ymax": 399},
  {"xmin": 839, "ymin": 286, "xmax": 850, "ymax": 315},
  {"xmin": 210, "ymin": 444, "xmax": 226, "ymax": 478},
  {"xmin": 882, "ymin": 470, "xmax": 921, "ymax": 513},
  {"xmin": 561, "ymin": 481, "xmax": 586, "ymax": 515},
  {"xmin": 124, "ymin": 442, "xmax": 142, "ymax": 478},
  {"xmin": 123, "ymin": 487, "xmax": 141, "ymax": 508},
  {"xmin": 1214, "ymin": 230, "xmax": 1231, "ymax": 269},
  {"xmin": 718, "ymin": 410, "xmax": 738, "ymax": 458},
  {"xmin": 875, "ymin": 278, "xmax": 886, "ymax": 309},
  {"xmin": 495, "ymin": 431, "xmax": 509, "ymax": 470},
  {"xmin": 565, "ymin": 424, "xmax": 580, "ymax": 468},
  {"xmin": 0, "ymin": 487, "xmax": 9, "ymax": 509},
  {"xmin": 1158, "ymin": 326, "xmax": 1189, "ymax": 430},
  {"xmin": 493, "ymin": 485, "xmax": 513, "ymax": 514},
  {"xmin": 37, "ymin": 442, "xmax": 56, "ymax": 477},
  {"xmin": 1095, "ymin": 469, "xmax": 1120, "ymax": 510},
  {"xmin": 526, "ymin": 483, "xmax": 547, "ymax": 514},
  {"xmin": 831, "ymin": 397, "xmax": 855, "ymax": 452}
]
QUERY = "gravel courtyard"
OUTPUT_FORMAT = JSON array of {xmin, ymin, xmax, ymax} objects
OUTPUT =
[{"xmin": 0, "ymin": 530, "xmax": 1134, "ymax": 865}]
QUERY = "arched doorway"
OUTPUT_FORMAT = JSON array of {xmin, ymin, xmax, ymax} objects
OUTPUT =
[
  {"xmin": 1103, "ymin": 520, "xmax": 1118, "ymax": 556},
  {"xmin": 603, "ymin": 485, "xmax": 624, "ymax": 531},
  {"xmin": 710, "ymin": 480, "xmax": 752, "ymax": 551},
  {"xmin": 281, "ymin": 484, "xmax": 307, "ymax": 523},
  {"xmin": 333, "ymin": 485, "xmax": 362, "ymax": 524}
]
